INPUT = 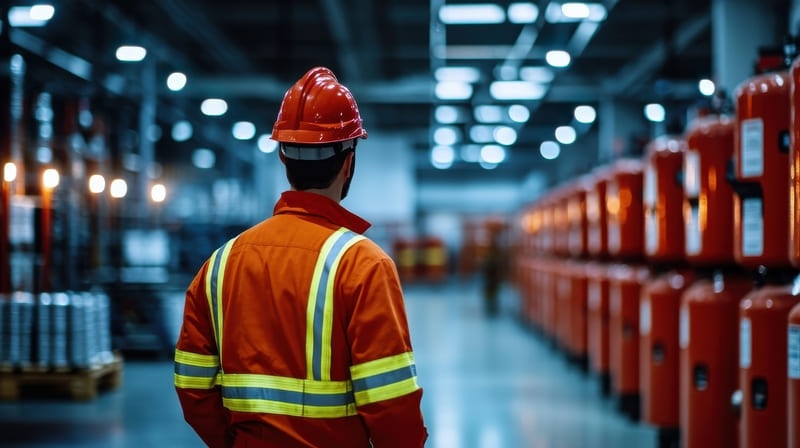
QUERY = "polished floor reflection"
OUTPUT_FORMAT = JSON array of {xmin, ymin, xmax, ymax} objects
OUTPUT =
[{"xmin": 0, "ymin": 279, "xmax": 655, "ymax": 447}]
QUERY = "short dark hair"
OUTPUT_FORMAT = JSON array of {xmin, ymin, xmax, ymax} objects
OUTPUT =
[{"xmin": 284, "ymin": 142, "xmax": 356, "ymax": 190}]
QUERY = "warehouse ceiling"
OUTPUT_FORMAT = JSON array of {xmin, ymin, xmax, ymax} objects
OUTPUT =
[{"xmin": 2, "ymin": 0, "xmax": 793, "ymax": 183}]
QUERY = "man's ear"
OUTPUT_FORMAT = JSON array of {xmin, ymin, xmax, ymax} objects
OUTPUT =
[{"xmin": 279, "ymin": 150, "xmax": 287, "ymax": 164}]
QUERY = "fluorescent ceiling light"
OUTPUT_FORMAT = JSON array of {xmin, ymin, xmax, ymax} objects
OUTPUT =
[
  {"xmin": 508, "ymin": 3, "xmax": 539, "ymax": 23},
  {"xmin": 644, "ymin": 103, "xmax": 666, "ymax": 122},
  {"xmin": 520, "ymin": 66, "xmax": 555, "ymax": 83},
  {"xmin": 435, "ymin": 66, "xmax": 481, "ymax": 83},
  {"xmin": 540, "ymin": 141, "xmax": 561, "ymax": 160},
  {"xmin": 439, "ymin": 4, "xmax": 505, "ymax": 24},
  {"xmin": 151, "ymin": 184, "xmax": 167, "ymax": 203},
  {"xmin": 474, "ymin": 105, "xmax": 504, "ymax": 123},
  {"xmin": 258, "ymin": 135, "xmax": 278, "ymax": 153},
  {"xmin": 192, "ymin": 148, "xmax": 216, "ymax": 169},
  {"xmin": 493, "ymin": 126, "xmax": 517, "ymax": 145},
  {"xmin": 201, "ymin": 98, "xmax": 228, "ymax": 116},
  {"xmin": 115, "ymin": 45, "xmax": 147, "ymax": 62},
  {"xmin": 481, "ymin": 145, "xmax": 506, "ymax": 164},
  {"xmin": 3, "ymin": 163, "xmax": 17, "ymax": 183},
  {"xmin": 545, "ymin": 50, "xmax": 571, "ymax": 68},
  {"xmin": 8, "ymin": 5, "xmax": 54, "ymax": 27},
  {"xmin": 232, "ymin": 121, "xmax": 256, "ymax": 140},
  {"xmin": 431, "ymin": 146, "xmax": 455, "ymax": 169},
  {"xmin": 490, "ymin": 81, "xmax": 546, "ymax": 100},
  {"xmin": 435, "ymin": 105, "xmax": 460, "ymax": 124},
  {"xmin": 508, "ymin": 105, "xmax": 530, "ymax": 123},
  {"xmin": 562, "ymin": 3, "xmax": 590, "ymax": 19},
  {"xmin": 574, "ymin": 105, "xmax": 596, "ymax": 123},
  {"xmin": 171, "ymin": 121, "xmax": 193, "ymax": 142},
  {"xmin": 470, "ymin": 125, "xmax": 495, "ymax": 143},
  {"xmin": 555, "ymin": 125, "xmax": 577, "ymax": 144},
  {"xmin": 167, "ymin": 72, "xmax": 187, "ymax": 91},
  {"xmin": 698, "ymin": 79, "xmax": 715, "ymax": 96},
  {"xmin": 433, "ymin": 127, "xmax": 460, "ymax": 146},
  {"xmin": 435, "ymin": 82, "xmax": 473, "ymax": 100},
  {"xmin": 88, "ymin": 174, "xmax": 105, "ymax": 194},
  {"xmin": 110, "ymin": 179, "xmax": 128, "ymax": 198},
  {"xmin": 42, "ymin": 168, "xmax": 59, "ymax": 189}
]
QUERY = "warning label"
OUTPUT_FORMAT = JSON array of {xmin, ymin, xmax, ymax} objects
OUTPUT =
[
  {"xmin": 740, "ymin": 118, "xmax": 764, "ymax": 178},
  {"xmin": 740, "ymin": 318, "xmax": 751, "ymax": 368},
  {"xmin": 742, "ymin": 199, "xmax": 763, "ymax": 257},
  {"xmin": 790, "ymin": 324, "xmax": 800, "ymax": 379}
]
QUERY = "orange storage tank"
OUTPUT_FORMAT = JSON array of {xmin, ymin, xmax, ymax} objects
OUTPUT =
[
  {"xmin": 608, "ymin": 263, "xmax": 650, "ymax": 420},
  {"xmin": 586, "ymin": 166, "xmax": 612, "ymax": 259},
  {"xmin": 644, "ymin": 136, "xmax": 687, "ymax": 263},
  {"xmin": 683, "ymin": 115, "xmax": 737, "ymax": 265},
  {"xmin": 680, "ymin": 272, "xmax": 753, "ymax": 448},
  {"xmin": 568, "ymin": 177, "xmax": 590, "ymax": 259},
  {"xmin": 732, "ymin": 70, "xmax": 791, "ymax": 269},
  {"xmin": 586, "ymin": 261, "xmax": 612, "ymax": 394},
  {"xmin": 739, "ymin": 283, "xmax": 800, "ymax": 448},
  {"xmin": 606, "ymin": 159, "xmax": 645, "ymax": 260},
  {"xmin": 640, "ymin": 269, "xmax": 696, "ymax": 440},
  {"xmin": 789, "ymin": 301, "xmax": 800, "ymax": 448}
]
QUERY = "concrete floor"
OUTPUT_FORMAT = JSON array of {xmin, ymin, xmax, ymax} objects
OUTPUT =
[{"xmin": 0, "ymin": 279, "xmax": 656, "ymax": 447}]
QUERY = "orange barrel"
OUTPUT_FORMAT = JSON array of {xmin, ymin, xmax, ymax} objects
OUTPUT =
[
  {"xmin": 606, "ymin": 159, "xmax": 645, "ymax": 260},
  {"xmin": 568, "ymin": 177, "xmax": 590, "ymax": 259},
  {"xmin": 609, "ymin": 263, "xmax": 650, "ymax": 420},
  {"xmin": 739, "ymin": 283, "xmax": 800, "ymax": 448},
  {"xmin": 587, "ymin": 166, "xmax": 612, "ymax": 258},
  {"xmin": 732, "ymin": 70, "xmax": 791, "ymax": 269},
  {"xmin": 789, "ymin": 301, "xmax": 800, "ymax": 448},
  {"xmin": 640, "ymin": 270, "xmax": 696, "ymax": 437},
  {"xmin": 586, "ymin": 262, "xmax": 612, "ymax": 394},
  {"xmin": 683, "ymin": 115, "xmax": 737, "ymax": 265},
  {"xmin": 680, "ymin": 272, "xmax": 753, "ymax": 448},
  {"xmin": 568, "ymin": 260, "xmax": 589, "ymax": 369},
  {"xmin": 644, "ymin": 136, "xmax": 687, "ymax": 263},
  {"xmin": 393, "ymin": 238, "xmax": 417, "ymax": 282},
  {"xmin": 419, "ymin": 236, "xmax": 447, "ymax": 282}
]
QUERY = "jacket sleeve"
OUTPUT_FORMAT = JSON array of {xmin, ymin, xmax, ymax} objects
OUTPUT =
[
  {"xmin": 174, "ymin": 262, "xmax": 233, "ymax": 448},
  {"xmin": 345, "ymin": 255, "xmax": 428, "ymax": 448}
]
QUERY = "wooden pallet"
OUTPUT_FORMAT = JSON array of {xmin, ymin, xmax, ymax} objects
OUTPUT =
[{"xmin": 0, "ymin": 353, "xmax": 123, "ymax": 401}]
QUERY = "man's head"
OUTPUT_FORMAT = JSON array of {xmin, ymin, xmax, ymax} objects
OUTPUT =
[{"xmin": 271, "ymin": 67, "xmax": 367, "ymax": 200}]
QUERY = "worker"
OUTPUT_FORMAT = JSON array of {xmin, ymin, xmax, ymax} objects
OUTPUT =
[{"xmin": 174, "ymin": 67, "xmax": 427, "ymax": 448}]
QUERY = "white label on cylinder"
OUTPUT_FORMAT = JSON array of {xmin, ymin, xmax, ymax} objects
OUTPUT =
[
  {"xmin": 640, "ymin": 298, "xmax": 651, "ymax": 335},
  {"xmin": 686, "ymin": 205, "xmax": 701, "ymax": 255},
  {"xmin": 740, "ymin": 118, "xmax": 764, "ymax": 178},
  {"xmin": 679, "ymin": 305, "xmax": 689, "ymax": 349},
  {"xmin": 646, "ymin": 209, "xmax": 658, "ymax": 254},
  {"xmin": 644, "ymin": 165, "xmax": 657, "ymax": 206},
  {"xmin": 607, "ymin": 184, "xmax": 620, "ymax": 252},
  {"xmin": 588, "ymin": 282, "xmax": 600, "ymax": 310},
  {"xmin": 790, "ymin": 324, "xmax": 800, "ymax": 379},
  {"xmin": 684, "ymin": 150, "xmax": 701, "ymax": 197},
  {"xmin": 742, "ymin": 198, "xmax": 764, "ymax": 257},
  {"xmin": 740, "ymin": 317, "xmax": 752, "ymax": 368}
]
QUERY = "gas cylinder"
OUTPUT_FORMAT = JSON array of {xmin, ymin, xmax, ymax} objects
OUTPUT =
[
  {"xmin": 732, "ymin": 70, "xmax": 791, "ymax": 268},
  {"xmin": 587, "ymin": 166, "xmax": 612, "ymax": 258},
  {"xmin": 793, "ymin": 56, "xmax": 800, "ymax": 268},
  {"xmin": 609, "ymin": 263, "xmax": 650, "ymax": 420},
  {"xmin": 555, "ymin": 260, "xmax": 572, "ymax": 351},
  {"xmin": 586, "ymin": 262, "xmax": 612, "ymax": 394},
  {"xmin": 640, "ymin": 270, "xmax": 696, "ymax": 439},
  {"xmin": 644, "ymin": 136, "xmax": 687, "ymax": 263},
  {"xmin": 739, "ymin": 282, "xmax": 800, "ymax": 448},
  {"xmin": 789, "ymin": 300, "xmax": 800, "ymax": 448},
  {"xmin": 606, "ymin": 159, "xmax": 645, "ymax": 260},
  {"xmin": 568, "ymin": 260, "xmax": 589, "ymax": 370},
  {"xmin": 683, "ymin": 115, "xmax": 737, "ymax": 265},
  {"xmin": 568, "ymin": 177, "xmax": 590, "ymax": 259},
  {"xmin": 680, "ymin": 272, "xmax": 752, "ymax": 448}
]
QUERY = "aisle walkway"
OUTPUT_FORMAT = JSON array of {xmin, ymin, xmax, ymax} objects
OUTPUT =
[{"xmin": 0, "ymin": 279, "xmax": 656, "ymax": 447}]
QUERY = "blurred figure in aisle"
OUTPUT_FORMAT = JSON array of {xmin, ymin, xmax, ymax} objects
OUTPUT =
[
  {"xmin": 482, "ymin": 219, "xmax": 507, "ymax": 316},
  {"xmin": 173, "ymin": 67, "xmax": 427, "ymax": 448}
]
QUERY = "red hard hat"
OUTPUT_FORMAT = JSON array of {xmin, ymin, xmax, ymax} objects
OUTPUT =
[{"xmin": 272, "ymin": 67, "xmax": 368, "ymax": 144}]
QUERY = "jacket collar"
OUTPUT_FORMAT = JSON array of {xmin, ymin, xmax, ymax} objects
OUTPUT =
[{"xmin": 273, "ymin": 191, "xmax": 371, "ymax": 234}]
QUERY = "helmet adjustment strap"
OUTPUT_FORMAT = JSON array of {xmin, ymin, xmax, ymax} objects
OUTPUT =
[{"xmin": 280, "ymin": 139, "xmax": 356, "ymax": 161}]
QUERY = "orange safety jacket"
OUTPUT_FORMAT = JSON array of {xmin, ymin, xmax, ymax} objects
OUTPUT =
[{"xmin": 174, "ymin": 191, "xmax": 427, "ymax": 448}]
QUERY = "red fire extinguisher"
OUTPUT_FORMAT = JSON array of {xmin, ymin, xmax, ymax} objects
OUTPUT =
[
  {"xmin": 644, "ymin": 136, "xmax": 687, "ymax": 263},
  {"xmin": 586, "ymin": 261, "xmax": 612, "ymax": 395},
  {"xmin": 606, "ymin": 159, "xmax": 644, "ymax": 260},
  {"xmin": 788, "ymin": 300, "xmax": 800, "ymax": 448}
]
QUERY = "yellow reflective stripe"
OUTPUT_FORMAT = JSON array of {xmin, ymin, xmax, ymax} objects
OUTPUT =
[
  {"xmin": 223, "ymin": 398, "xmax": 357, "ymax": 418},
  {"xmin": 174, "ymin": 349, "xmax": 219, "ymax": 368},
  {"xmin": 353, "ymin": 377, "xmax": 420, "ymax": 406},
  {"xmin": 223, "ymin": 373, "xmax": 352, "ymax": 394},
  {"xmin": 351, "ymin": 352, "xmax": 416, "ymax": 380},
  {"xmin": 205, "ymin": 247, "xmax": 221, "ymax": 344},
  {"xmin": 174, "ymin": 373, "xmax": 222, "ymax": 389},
  {"xmin": 215, "ymin": 237, "xmax": 237, "ymax": 364},
  {"xmin": 306, "ymin": 228, "xmax": 349, "ymax": 380},
  {"xmin": 320, "ymin": 234, "xmax": 366, "ymax": 380}
]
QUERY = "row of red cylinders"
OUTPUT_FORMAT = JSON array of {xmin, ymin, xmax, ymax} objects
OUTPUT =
[{"xmin": 515, "ymin": 59, "xmax": 800, "ymax": 447}]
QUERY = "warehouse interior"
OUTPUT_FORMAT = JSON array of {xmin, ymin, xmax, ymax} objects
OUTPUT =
[{"xmin": 1, "ymin": 0, "xmax": 800, "ymax": 447}]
